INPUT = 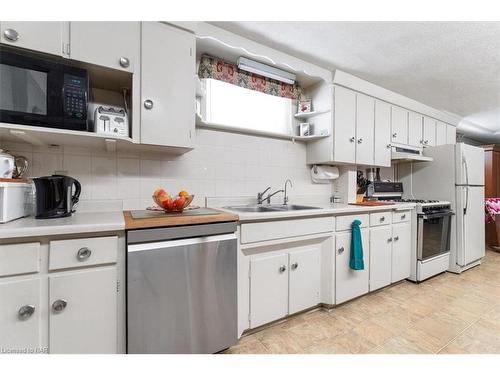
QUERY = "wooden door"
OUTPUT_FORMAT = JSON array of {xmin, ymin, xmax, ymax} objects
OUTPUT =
[
  {"xmin": 391, "ymin": 223, "xmax": 412, "ymax": 283},
  {"xmin": 355, "ymin": 93, "xmax": 375, "ymax": 165},
  {"xmin": 369, "ymin": 227, "xmax": 393, "ymax": 291},
  {"xmin": 288, "ymin": 246, "xmax": 320, "ymax": 314},
  {"xmin": 408, "ymin": 112, "xmax": 423, "ymax": 147},
  {"xmin": 374, "ymin": 100, "xmax": 391, "ymax": 167},
  {"xmin": 391, "ymin": 106, "xmax": 408, "ymax": 145},
  {"xmin": 333, "ymin": 86, "xmax": 357, "ymax": 163}
]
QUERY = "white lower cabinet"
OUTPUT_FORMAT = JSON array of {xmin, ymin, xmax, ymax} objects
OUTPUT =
[
  {"xmin": 335, "ymin": 230, "xmax": 370, "ymax": 304},
  {"xmin": 369, "ymin": 226, "xmax": 393, "ymax": 291},
  {"xmin": 288, "ymin": 247, "xmax": 320, "ymax": 314},
  {"xmin": 49, "ymin": 267, "xmax": 117, "ymax": 354},
  {"xmin": 0, "ymin": 278, "xmax": 41, "ymax": 353},
  {"xmin": 249, "ymin": 244, "xmax": 321, "ymax": 328},
  {"xmin": 249, "ymin": 253, "xmax": 288, "ymax": 329},
  {"xmin": 391, "ymin": 222, "xmax": 412, "ymax": 282}
]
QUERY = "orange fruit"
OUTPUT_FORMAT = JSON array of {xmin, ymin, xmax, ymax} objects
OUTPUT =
[{"xmin": 179, "ymin": 190, "xmax": 190, "ymax": 198}]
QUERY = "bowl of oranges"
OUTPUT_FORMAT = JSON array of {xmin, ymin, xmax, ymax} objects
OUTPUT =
[{"xmin": 153, "ymin": 189, "xmax": 193, "ymax": 213}]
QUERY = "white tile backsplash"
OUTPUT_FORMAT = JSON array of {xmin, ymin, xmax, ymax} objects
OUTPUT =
[{"xmin": 2, "ymin": 129, "xmax": 332, "ymax": 210}]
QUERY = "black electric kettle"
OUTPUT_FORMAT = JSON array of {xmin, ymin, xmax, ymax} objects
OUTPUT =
[{"xmin": 33, "ymin": 175, "xmax": 81, "ymax": 219}]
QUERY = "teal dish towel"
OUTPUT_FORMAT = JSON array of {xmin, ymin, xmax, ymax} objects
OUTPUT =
[{"xmin": 349, "ymin": 219, "xmax": 365, "ymax": 270}]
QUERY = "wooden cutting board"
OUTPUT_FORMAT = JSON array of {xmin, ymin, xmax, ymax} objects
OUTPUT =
[
  {"xmin": 0, "ymin": 178, "xmax": 29, "ymax": 183},
  {"xmin": 349, "ymin": 201, "xmax": 395, "ymax": 206}
]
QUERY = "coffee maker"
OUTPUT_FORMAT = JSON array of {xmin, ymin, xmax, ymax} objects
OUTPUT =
[{"xmin": 33, "ymin": 175, "xmax": 81, "ymax": 219}]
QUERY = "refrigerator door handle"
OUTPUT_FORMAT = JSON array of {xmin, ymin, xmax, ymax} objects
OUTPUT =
[
  {"xmin": 464, "ymin": 186, "xmax": 468, "ymax": 215},
  {"xmin": 463, "ymin": 156, "xmax": 469, "ymax": 186}
]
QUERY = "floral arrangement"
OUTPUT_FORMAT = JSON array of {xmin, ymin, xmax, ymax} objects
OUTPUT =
[{"xmin": 485, "ymin": 198, "xmax": 500, "ymax": 223}]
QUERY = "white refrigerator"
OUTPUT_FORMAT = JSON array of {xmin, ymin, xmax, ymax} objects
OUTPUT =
[{"xmin": 400, "ymin": 143, "xmax": 485, "ymax": 273}]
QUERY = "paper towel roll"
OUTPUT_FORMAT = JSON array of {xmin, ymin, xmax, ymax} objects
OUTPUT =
[{"xmin": 311, "ymin": 165, "xmax": 339, "ymax": 184}]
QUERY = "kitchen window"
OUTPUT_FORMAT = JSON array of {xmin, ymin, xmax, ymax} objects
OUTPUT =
[{"xmin": 198, "ymin": 55, "xmax": 300, "ymax": 138}]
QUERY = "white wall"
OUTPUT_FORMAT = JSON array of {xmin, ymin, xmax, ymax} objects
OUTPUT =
[{"xmin": 2, "ymin": 128, "xmax": 332, "ymax": 211}]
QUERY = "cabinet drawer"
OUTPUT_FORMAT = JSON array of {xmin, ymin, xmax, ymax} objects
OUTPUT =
[
  {"xmin": 370, "ymin": 211, "xmax": 391, "ymax": 227},
  {"xmin": 49, "ymin": 236, "xmax": 118, "ymax": 271},
  {"xmin": 241, "ymin": 217, "xmax": 334, "ymax": 244},
  {"xmin": 392, "ymin": 210, "xmax": 411, "ymax": 224},
  {"xmin": 0, "ymin": 242, "xmax": 40, "ymax": 277},
  {"xmin": 335, "ymin": 214, "xmax": 368, "ymax": 232}
]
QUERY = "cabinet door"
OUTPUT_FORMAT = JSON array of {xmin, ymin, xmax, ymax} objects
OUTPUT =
[
  {"xmin": 333, "ymin": 86, "xmax": 356, "ymax": 163},
  {"xmin": 69, "ymin": 22, "xmax": 140, "ymax": 73},
  {"xmin": 288, "ymin": 246, "xmax": 320, "ymax": 314},
  {"xmin": 249, "ymin": 253, "xmax": 288, "ymax": 328},
  {"xmin": 436, "ymin": 121, "xmax": 447, "ymax": 146},
  {"xmin": 423, "ymin": 117, "xmax": 436, "ymax": 147},
  {"xmin": 369, "ymin": 227, "xmax": 393, "ymax": 291},
  {"xmin": 374, "ymin": 100, "xmax": 391, "ymax": 167},
  {"xmin": 49, "ymin": 267, "xmax": 117, "ymax": 353},
  {"xmin": 391, "ymin": 106, "xmax": 408, "ymax": 145},
  {"xmin": 141, "ymin": 22, "xmax": 195, "ymax": 148},
  {"xmin": 0, "ymin": 279, "xmax": 41, "ymax": 353},
  {"xmin": 335, "ymin": 230, "xmax": 370, "ymax": 304},
  {"xmin": 408, "ymin": 112, "xmax": 423, "ymax": 147},
  {"xmin": 355, "ymin": 94, "xmax": 375, "ymax": 165},
  {"xmin": 0, "ymin": 21, "xmax": 66, "ymax": 56},
  {"xmin": 391, "ymin": 222, "xmax": 412, "ymax": 283},
  {"xmin": 446, "ymin": 124, "xmax": 456, "ymax": 144}
]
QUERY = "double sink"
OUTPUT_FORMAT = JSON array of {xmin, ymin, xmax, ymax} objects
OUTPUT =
[{"xmin": 224, "ymin": 204, "xmax": 322, "ymax": 213}]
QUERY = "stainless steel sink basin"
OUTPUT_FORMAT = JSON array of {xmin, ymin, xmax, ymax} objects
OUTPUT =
[
  {"xmin": 224, "ymin": 204, "xmax": 322, "ymax": 213},
  {"xmin": 269, "ymin": 204, "xmax": 322, "ymax": 211}
]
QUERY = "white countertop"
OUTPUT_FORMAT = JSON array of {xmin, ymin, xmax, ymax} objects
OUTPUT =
[
  {"xmin": 220, "ymin": 202, "xmax": 416, "ymax": 222},
  {"xmin": 0, "ymin": 212, "xmax": 125, "ymax": 240}
]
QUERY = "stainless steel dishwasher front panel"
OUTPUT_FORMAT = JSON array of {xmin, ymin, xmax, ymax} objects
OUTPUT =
[{"xmin": 127, "ymin": 233, "xmax": 237, "ymax": 354}]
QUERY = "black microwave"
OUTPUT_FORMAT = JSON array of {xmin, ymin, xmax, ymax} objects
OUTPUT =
[{"xmin": 0, "ymin": 47, "xmax": 89, "ymax": 131}]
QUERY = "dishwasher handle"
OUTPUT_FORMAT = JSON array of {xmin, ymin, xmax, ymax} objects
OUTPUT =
[{"xmin": 128, "ymin": 233, "xmax": 236, "ymax": 253}]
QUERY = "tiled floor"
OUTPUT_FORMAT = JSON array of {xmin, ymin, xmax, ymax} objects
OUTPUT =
[{"xmin": 225, "ymin": 249, "xmax": 500, "ymax": 354}]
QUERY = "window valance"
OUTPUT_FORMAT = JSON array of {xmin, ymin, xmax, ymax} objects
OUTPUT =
[{"xmin": 198, "ymin": 54, "xmax": 301, "ymax": 100}]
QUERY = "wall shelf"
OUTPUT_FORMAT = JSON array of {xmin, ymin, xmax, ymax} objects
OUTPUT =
[
  {"xmin": 294, "ymin": 110, "xmax": 331, "ymax": 120},
  {"xmin": 0, "ymin": 122, "xmax": 191, "ymax": 154}
]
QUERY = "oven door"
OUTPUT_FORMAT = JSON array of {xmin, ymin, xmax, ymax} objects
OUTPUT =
[
  {"xmin": 0, "ymin": 47, "xmax": 65, "ymax": 128},
  {"xmin": 417, "ymin": 211, "xmax": 454, "ymax": 261}
]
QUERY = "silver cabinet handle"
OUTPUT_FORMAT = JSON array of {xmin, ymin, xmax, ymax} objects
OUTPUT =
[
  {"xmin": 18, "ymin": 305, "xmax": 35, "ymax": 320},
  {"xmin": 291, "ymin": 262, "xmax": 299, "ymax": 270},
  {"xmin": 392, "ymin": 132, "xmax": 397, "ymax": 138},
  {"xmin": 386, "ymin": 144, "xmax": 392, "ymax": 148},
  {"xmin": 424, "ymin": 140, "xmax": 429, "ymax": 145},
  {"xmin": 52, "ymin": 299, "xmax": 67, "ymax": 313},
  {"xmin": 144, "ymin": 99, "xmax": 154, "ymax": 110},
  {"xmin": 388, "ymin": 237, "xmax": 393, "ymax": 242},
  {"xmin": 3, "ymin": 28, "xmax": 19, "ymax": 42},
  {"xmin": 349, "ymin": 136, "xmax": 355, "ymax": 143},
  {"xmin": 338, "ymin": 246, "xmax": 345, "ymax": 254},
  {"xmin": 401, "ymin": 214, "xmax": 406, "ymax": 220},
  {"xmin": 380, "ymin": 216, "xmax": 385, "ymax": 222},
  {"xmin": 76, "ymin": 247, "xmax": 91, "ymax": 261},
  {"xmin": 119, "ymin": 57, "xmax": 130, "ymax": 68},
  {"xmin": 394, "ymin": 236, "xmax": 399, "ymax": 241},
  {"xmin": 278, "ymin": 265, "xmax": 286, "ymax": 273},
  {"xmin": 357, "ymin": 138, "xmax": 363, "ymax": 144}
]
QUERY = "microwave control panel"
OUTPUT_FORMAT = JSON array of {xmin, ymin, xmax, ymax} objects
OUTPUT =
[{"xmin": 63, "ymin": 74, "xmax": 87, "ymax": 120}]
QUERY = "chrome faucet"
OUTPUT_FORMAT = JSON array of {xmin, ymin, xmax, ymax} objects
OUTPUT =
[
  {"xmin": 283, "ymin": 179, "xmax": 293, "ymax": 205},
  {"xmin": 257, "ymin": 187, "xmax": 271, "ymax": 205},
  {"xmin": 257, "ymin": 186, "xmax": 284, "ymax": 205}
]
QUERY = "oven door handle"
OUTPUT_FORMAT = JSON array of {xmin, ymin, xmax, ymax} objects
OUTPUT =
[{"xmin": 421, "ymin": 212, "xmax": 455, "ymax": 220}]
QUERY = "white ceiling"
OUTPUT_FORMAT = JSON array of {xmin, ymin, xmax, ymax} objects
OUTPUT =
[{"xmin": 211, "ymin": 22, "xmax": 500, "ymax": 143}]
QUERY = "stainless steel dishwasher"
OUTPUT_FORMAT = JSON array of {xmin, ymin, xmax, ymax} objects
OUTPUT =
[{"xmin": 126, "ymin": 221, "xmax": 238, "ymax": 354}]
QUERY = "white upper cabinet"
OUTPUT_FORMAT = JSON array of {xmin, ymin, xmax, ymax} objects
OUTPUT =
[
  {"xmin": 355, "ymin": 94, "xmax": 375, "ymax": 165},
  {"xmin": 141, "ymin": 22, "xmax": 195, "ymax": 149},
  {"xmin": 422, "ymin": 117, "xmax": 436, "ymax": 147},
  {"xmin": 333, "ymin": 86, "xmax": 357, "ymax": 163},
  {"xmin": 374, "ymin": 100, "xmax": 391, "ymax": 167},
  {"xmin": 408, "ymin": 111, "xmax": 423, "ymax": 147},
  {"xmin": 435, "ymin": 121, "xmax": 447, "ymax": 145},
  {"xmin": 69, "ymin": 22, "xmax": 140, "ymax": 73},
  {"xmin": 446, "ymin": 124, "xmax": 457, "ymax": 144},
  {"xmin": 0, "ymin": 21, "xmax": 67, "ymax": 56},
  {"xmin": 391, "ymin": 106, "xmax": 408, "ymax": 145}
]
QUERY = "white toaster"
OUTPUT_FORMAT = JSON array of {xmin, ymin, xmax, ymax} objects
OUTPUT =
[{"xmin": 94, "ymin": 106, "xmax": 129, "ymax": 137}]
